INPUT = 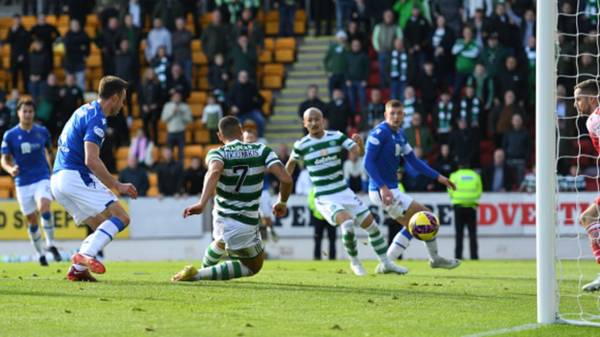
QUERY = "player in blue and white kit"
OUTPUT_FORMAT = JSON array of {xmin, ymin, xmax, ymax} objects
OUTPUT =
[
  {"xmin": 1, "ymin": 98, "xmax": 61, "ymax": 266},
  {"xmin": 51, "ymin": 76, "xmax": 137, "ymax": 282},
  {"xmin": 364, "ymin": 100, "xmax": 461, "ymax": 271}
]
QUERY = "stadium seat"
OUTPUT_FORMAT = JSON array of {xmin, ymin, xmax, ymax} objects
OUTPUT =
[
  {"xmin": 264, "ymin": 38, "xmax": 275, "ymax": 51},
  {"xmin": 260, "ymin": 90, "xmax": 273, "ymax": 103},
  {"xmin": 116, "ymin": 147, "xmax": 129, "ymax": 160},
  {"xmin": 146, "ymin": 186, "xmax": 158, "ymax": 197},
  {"xmin": 275, "ymin": 49, "xmax": 294, "ymax": 63},
  {"xmin": 192, "ymin": 40, "xmax": 201, "ymax": 52},
  {"xmin": 188, "ymin": 91, "xmax": 207, "ymax": 105},
  {"xmin": 0, "ymin": 176, "xmax": 13, "ymax": 190},
  {"xmin": 116, "ymin": 158, "xmax": 128, "ymax": 171},
  {"xmin": 185, "ymin": 145, "xmax": 203, "ymax": 159},
  {"xmin": 275, "ymin": 38, "xmax": 296, "ymax": 50},
  {"xmin": 265, "ymin": 22, "xmax": 278, "ymax": 36},
  {"xmin": 262, "ymin": 75, "xmax": 283, "ymax": 90},
  {"xmin": 189, "ymin": 103, "xmax": 204, "ymax": 118},
  {"xmin": 194, "ymin": 130, "xmax": 210, "ymax": 144},
  {"xmin": 0, "ymin": 188, "xmax": 10, "ymax": 198},
  {"xmin": 259, "ymin": 50, "xmax": 272, "ymax": 64},
  {"xmin": 265, "ymin": 10, "xmax": 279, "ymax": 22},
  {"xmin": 86, "ymin": 54, "xmax": 101, "ymax": 68},
  {"xmin": 263, "ymin": 63, "xmax": 285, "ymax": 77},
  {"xmin": 192, "ymin": 52, "xmax": 208, "ymax": 66},
  {"xmin": 294, "ymin": 21, "xmax": 306, "ymax": 35}
]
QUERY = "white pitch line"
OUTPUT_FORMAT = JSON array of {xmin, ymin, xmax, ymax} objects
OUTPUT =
[{"xmin": 461, "ymin": 323, "xmax": 542, "ymax": 337}]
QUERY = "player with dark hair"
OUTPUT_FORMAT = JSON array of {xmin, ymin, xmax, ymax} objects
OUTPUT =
[
  {"xmin": 172, "ymin": 116, "xmax": 292, "ymax": 282},
  {"xmin": 51, "ymin": 76, "xmax": 137, "ymax": 282},
  {"xmin": 1, "ymin": 98, "xmax": 61, "ymax": 265}
]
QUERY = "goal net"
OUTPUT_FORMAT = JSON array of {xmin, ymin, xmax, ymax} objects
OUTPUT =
[{"xmin": 542, "ymin": 0, "xmax": 600, "ymax": 326}]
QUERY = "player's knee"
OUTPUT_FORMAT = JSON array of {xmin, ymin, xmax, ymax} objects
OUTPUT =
[
  {"xmin": 117, "ymin": 214, "xmax": 130, "ymax": 227},
  {"xmin": 359, "ymin": 213, "xmax": 374, "ymax": 228}
]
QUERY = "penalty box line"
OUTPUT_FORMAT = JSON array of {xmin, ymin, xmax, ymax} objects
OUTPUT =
[{"xmin": 461, "ymin": 323, "xmax": 542, "ymax": 337}]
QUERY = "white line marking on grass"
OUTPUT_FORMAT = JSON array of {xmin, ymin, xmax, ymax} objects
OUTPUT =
[{"xmin": 462, "ymin": 323, "xmax": 542, "ymax": 337}]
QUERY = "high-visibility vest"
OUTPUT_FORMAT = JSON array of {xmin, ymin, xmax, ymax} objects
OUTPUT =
[
  {"xmin": 308, "ymin": 188, "xmax": 324, "ymax": 220},
  {"xmin": 448, "ymin": 169, "xmax": 482, "ymax": 208}
]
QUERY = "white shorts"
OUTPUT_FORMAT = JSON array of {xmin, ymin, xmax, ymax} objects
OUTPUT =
[
  {"xmin": 15, "ymin": 179, "xmax": 52, "ymax": 215},
  {"xmin": 369, "ymin": 188, "xmax": 414, "ymax": 219},
  {"xmin": 50, "ymin": 170, "xmax": 117, "ymax": 225},
  {"xmin": 315, "ymin": 188, "xmax": 370, "ymax": 226},
  {"xmin": 212, "ymin": 211, "xmax": 263, "ymax": 259},
  {"xmin": 259, "ymin": 190, "xmax": 274, "ymax": 222}
]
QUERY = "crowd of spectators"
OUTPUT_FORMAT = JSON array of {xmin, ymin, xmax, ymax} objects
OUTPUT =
[
  {"xmin": 297, "ymin": 0, "xmax": 596, "ymax": 193},
  {"xmin": 0, "ymin": 0, "xmax": 598, "ymax": 196},
  {"xmin": 0, "ymin": 0, "xmax": 302, "ymax": 197}
]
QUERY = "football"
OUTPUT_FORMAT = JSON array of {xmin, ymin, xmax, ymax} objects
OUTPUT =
[{"xmin": 408, "ymin": 211, "xmax": 440, "ymax": 241}]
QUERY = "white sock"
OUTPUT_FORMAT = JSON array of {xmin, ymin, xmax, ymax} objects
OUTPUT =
[
  {"xmin": 28, "ymin": 225, "xmax": 44, "ymax": 256},
  {"xmin": 193, "ymin": 260, "xmax": 254, "ymax": 280},
  {"xmin": 425, "ymin": 239, "xmax": 440, "ymax": 260},
  {"xmin": 79, "ymin": 218, "xmax": 122, "ymax": 258},
  {"xmin": 387, "ymin": 227, "xmax": 413, "ymax": 260},
  {"xmin": 202, "ymin": 241, "xmax": 226, "ymax": 267},
  {"xmin": 41, "ymin": 211, "xmax": 55, "ymax": 247}
]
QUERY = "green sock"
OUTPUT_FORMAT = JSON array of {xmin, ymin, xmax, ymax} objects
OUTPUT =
[
  {"xmin": 364, "ymin": 222, "xmax": 388, "ymax": 258},
  {"xmin": 341, "ymin": 220, "xmax": 358, "ymax": 258},
  {"xmin": 202, "ymin": 241, "xmax": 226, "ymax": 267},
  {"xmin": 194, "ymin": 260, "xmax": 253, "ymax": 280}
]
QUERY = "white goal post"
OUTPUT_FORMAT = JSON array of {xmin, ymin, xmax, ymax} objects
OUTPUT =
[{"xmin": 536, "ymin": 0, "xmax": 558, "ymax": 324}]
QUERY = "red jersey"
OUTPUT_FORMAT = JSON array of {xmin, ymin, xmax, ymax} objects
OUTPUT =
[{"xmin": 586, "ymin": 107, "xmax": 600, "ymax": 154}]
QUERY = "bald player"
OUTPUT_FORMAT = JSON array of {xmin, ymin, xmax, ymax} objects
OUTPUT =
[{"xmin": 285, "ymin": 108, "xmax": 407, "ymax": 276}]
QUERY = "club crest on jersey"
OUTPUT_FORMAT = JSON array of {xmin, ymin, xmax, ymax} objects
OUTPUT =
[
  {"xmin": 369, "ymin": 137, "xmax": 380, "ymax": 145},
  {"xmin": 94, "ymin": 126, "xmax": 105, "ymax": 138}
]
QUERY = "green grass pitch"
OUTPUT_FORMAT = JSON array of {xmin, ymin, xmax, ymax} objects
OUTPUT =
[{"xmin": 1, "ymin": 260, "xmax": 600, "ymax": 337}]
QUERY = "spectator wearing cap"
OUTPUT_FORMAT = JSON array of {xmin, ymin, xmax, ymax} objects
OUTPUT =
[
  {"xmin": 228, "ymin": 70, "xmax": 266, "ymax": 137},
  {"xmin": 372, "ymin": 9, "xmax": 402, "ymax": 86},
  {"xmin": 145, "ymin": 17, "xmax": 172, "ymax": 62},
  {"xmin": 480, "ymin": 32, "xmax": 508, "ymax": 79},
  {"xmin": 6, "ymin": 15, "xmax": 32, "ymax": 91},
  {"xmin": 324, "ymin": 31, "xmax": 349, "ymax": 97},
  {"xmin": 161, "ymin": 90, "xmax": 193, "ymax": 164},
  {"xmin": 63, "ymin": 19, "xmax": 90, "ymax": 91}
]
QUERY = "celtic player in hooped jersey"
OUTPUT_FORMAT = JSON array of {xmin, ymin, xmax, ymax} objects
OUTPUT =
[
  {"xmin": 172, "ymin": 116, "xmax": 292, "ymax": 282},
  {"xmin": 285, "ymin": 108, "xmax": 407, "ymax": 276}
]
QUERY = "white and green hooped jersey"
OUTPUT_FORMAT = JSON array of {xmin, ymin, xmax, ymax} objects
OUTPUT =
[
  {"xmin": 206, "ymin": 140, "xmax": 281, "ymax": 226},
  {"xmin": 291, "ymin": 131, "xmax": 356, "ymax": 197}
]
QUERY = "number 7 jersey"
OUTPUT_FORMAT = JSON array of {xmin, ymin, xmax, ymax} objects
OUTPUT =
[{"xmin": 205, "ymin": 140, "xmax": 281, "ymax": 226}]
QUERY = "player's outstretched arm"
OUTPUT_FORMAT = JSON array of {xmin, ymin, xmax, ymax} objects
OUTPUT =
[
  {"xmin": 183, "ymin": 159, "xmax": 224, "ymax": 218},
  {"xmin": 269, "ymin": 162, "xmax": 292, "ymax": 217},
  {"xmin": 0, "ymin": 154, "xmax": 19, "ymax": 177},
  {"xmin": 84, "ymin": 141, "xmax": 138, "ymax": 199}
]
